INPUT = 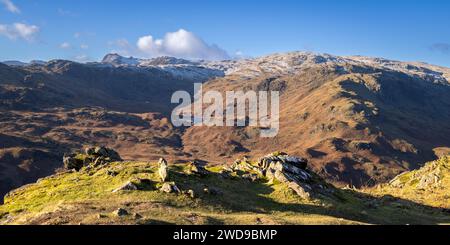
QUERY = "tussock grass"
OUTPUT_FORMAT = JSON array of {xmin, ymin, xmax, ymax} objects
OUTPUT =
[{"xmin": 1, "ymin": 158, "xmax": 449, "ymax": 225}]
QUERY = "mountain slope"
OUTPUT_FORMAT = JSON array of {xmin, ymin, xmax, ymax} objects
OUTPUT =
[
  {"xmin": 0, "ymin": 51, "xmax": 449, "ymax": 200},
  {"xmin": 1, "ymin": 154, "xmax": 449, "ymax": 225},
  {"xmin": 0, "ymin": 60, "xmax": 203, "ymax": 198},
  {"xmin": 0, "ymin": 59, "xmax": 204, "ymax": 113},
  {"xmin": 183, "ymin": 52, "xmax": 450, "ymax": 186}
]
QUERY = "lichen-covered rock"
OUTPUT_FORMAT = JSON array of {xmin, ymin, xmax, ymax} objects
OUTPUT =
[
  {"xmin": 85, "ymin": 146, "xmax": 122, "ymax": 161},
  {"xmin": 417, "ymin": 172, "xmax": 441, "ymax": 189},
  {"xmin": 158, "ymin": 158, "xmax": 168, "ymax": 182},
  {"xmin": 231, "ymin": 157, "xmax": 265, "ymax": 178},
  {"xmin": 186, "ymin": 161, "xmax": 209, "ymax": 176},
  {"xmin": 389, "ymin": 156, "xmax": 449, "ymax": 190},
  {"xmin": 255, "ymin": 152, "xmax": 317, "ymax": 199},
  {"xmin": 63, "ymin": 146, "xmax": 122, "ymax": 171},
  {"xmin": 242, "ymin": 173, "xmax": 259, "ymax": 182},
  {"xmin": 257, "ymin": 152, "xmax": 308, "ymax": 171},
  {"xmin": 268, "ymin": 161, "xmax": 309, "ymax": 178},
  {"xmin": 231, "ymin": 158, "xmax": 257, "ymax": 172},
  {"xmin": 63, "ymin": 153, "xmax": 84, "ymax": 171},
  {"xmin": 160, "ymin": 182, "xmax": 180, "ymax": 194},
  {"xmin": 266, "ymin": 168, "xmax": 289, "ymax": 183},
  {"xmin": 288, "ymin": 182, "xmax": 311, "ymax": 199}
]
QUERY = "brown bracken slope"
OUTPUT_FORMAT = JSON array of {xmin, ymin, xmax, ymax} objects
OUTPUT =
[
  {"xmin": 183, "ymin": 55, "xmax": 450, "ymax": 187},
  {"xmin": 1, "ymin": 52, "xmax": 450, "ymax": 198}
]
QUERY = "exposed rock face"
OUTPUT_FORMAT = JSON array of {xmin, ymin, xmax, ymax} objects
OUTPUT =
[
  {"xmin": 85, "ymin": 146, "xmax": 122, "ymax": 161},
  {"xmin": 232, "ymin": 152, "xmax": 328, "ymax": 199},
  {"xmin": 389, "ymin": 156, "xmax": 449, "ymax": 190},
  {"xmin": 288, "ymin": 182, "xmax": 312, "ymax": 200},
  {"xmin": 258, "ymin": 152, "xmax": 313, "ymax": 199},
  {"xmin": 182, "ymin": 52, "xmax": 450, "ymax": 188},
  {"xmin": 417, "ymin": 173, "xmax": 441, "ymax": 189},
  {"xmin": 63, "ymin": 154, "xmax": 84, "ymax": 171},
  {"xmin": 63, "ymin": 146, "xmax": 122, "ymax": 171}
]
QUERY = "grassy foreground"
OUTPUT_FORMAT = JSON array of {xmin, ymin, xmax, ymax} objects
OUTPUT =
[{"xmin": 1, "ymin": 157, "xmax": 449, "ymax": 225}]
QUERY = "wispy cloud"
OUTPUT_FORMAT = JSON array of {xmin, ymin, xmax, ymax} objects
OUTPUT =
[
  {"xmin": 60, "ymin": 42, "xmax": 71, "ymax": 49},
  {"xmin": 0, "ymin": 22, "xmax": 39, "ymax": 41},
  {"xmin": 58, "ymin": 8, "xmax": 77, "ymax": 17},
  {"xmin": 430, "ymin": 43, "xmax": 450, "ymax": 55},
  {"xmin": 1, "ymin": 0, "xmax": 20, "ymax": 14},
  {"xmin": 108, "ymin": 38, "xmax": 136, "ymax": 57},
  {"xmin": 73, "ymin": 31, "xmax": 95, "ymax": 39}
]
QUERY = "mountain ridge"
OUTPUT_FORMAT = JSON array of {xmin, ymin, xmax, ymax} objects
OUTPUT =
[{"xmin": 0, "ymin": 50, "xmax": 449, "ymax": 199}]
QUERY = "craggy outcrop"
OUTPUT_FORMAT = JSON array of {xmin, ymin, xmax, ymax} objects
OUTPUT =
[
  {"xmin": 231, "ymin": 152, "xmax": 332, "ymax": 199},
  {"xmin": 63, "ymin": 146, "xmax": 122, "ymax": 171}
]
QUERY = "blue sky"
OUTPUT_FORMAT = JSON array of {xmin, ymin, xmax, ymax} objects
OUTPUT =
[{"xmin": 0, "ymin": 0, "xmax": 449, "ymax": 66}]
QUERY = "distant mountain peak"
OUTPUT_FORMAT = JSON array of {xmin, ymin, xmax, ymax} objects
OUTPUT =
[
  {"xmin": 97, "ymin": 51, "xmax": 450, "ymax": 84},
  {"xmin": 141, "ymin": 56, "xmax": 196, "ymax": 66},
  {"xmin": 1, "ymin": 60, "xmax": 47, "ymax": 67},
  {"xmin": 1, "ymin": 60, "xmax": 30, "ymax": 67},
  {"xmin": 101, "ymin": 53, "xmax": 140, "ymax": 66},
  {"xmin": 101, "ymin": 53, "xmax": 196, "ymax": 67}
]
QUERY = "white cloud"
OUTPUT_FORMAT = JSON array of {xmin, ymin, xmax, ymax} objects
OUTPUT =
[
  {"xmin": 0, "ymin": 22, "xmax": 39, "ymax": 41},
  {"xmin": 136, "ymin": 29, "xmax": 229, "ymax": 60},
  {"xmin": 60, "ymin": 42, "xmax": 71, "ymax": 49},
  {"xmin": 1, "ymin": 0, "xmax": 20, "ymax": 14},
  {"xmin": 80, "ymin": 44, "xmax": 89, "ymax": 49}
]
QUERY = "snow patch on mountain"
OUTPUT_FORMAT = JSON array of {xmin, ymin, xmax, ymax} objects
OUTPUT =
[{"xmin": 99, "ymin": 52, "xmax": 450, "ymax": 84}]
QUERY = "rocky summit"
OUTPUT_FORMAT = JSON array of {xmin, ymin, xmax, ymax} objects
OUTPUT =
[{"xmin": 0, "ymin": 148, "xmax": 449, "ymax": 225}]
